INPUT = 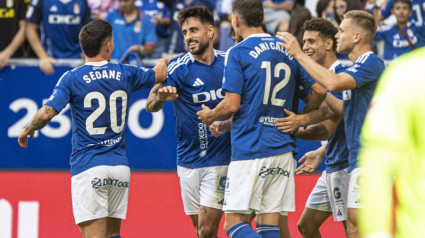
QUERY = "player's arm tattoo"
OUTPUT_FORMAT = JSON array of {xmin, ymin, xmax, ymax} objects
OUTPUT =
[
  {"xmin": 146, "ymin": 83, "xmax": 166, "ymax": 112},
  {"xmin": 25, "ymin": 105, "xmax": 58, "ymax": 133}
]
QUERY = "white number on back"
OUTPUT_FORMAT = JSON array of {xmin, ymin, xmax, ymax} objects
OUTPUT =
[
  {"xmin": 84, "ymin": 90, "xmax": 127, "ymax": 135},
  {"xmin": 261, "ymin": 61, "xmax": 291, "ymax": 106}
]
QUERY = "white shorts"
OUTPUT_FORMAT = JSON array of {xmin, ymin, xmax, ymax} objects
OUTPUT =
[
  {"xmin": 305, "ymin": 169, "xmax": 349, "ymax": 221},
  {"xmin": 177, "ymin": 165, "xmax": 228, "ymax": 215},
  {"xmin": 223, "ymin": 152, "xmax": 296, "ymax": 214},
  {"xmin": 347, "ymin": 168, "xmax": 362, "ymax": 209},
  {"xmin": 71, "ymin": 165, "xmax": 130, "ymax": 225}
]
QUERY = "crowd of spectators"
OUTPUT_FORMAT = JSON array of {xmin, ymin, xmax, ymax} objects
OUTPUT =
[{"xmin": 1, "ymin": 0, "xmax": 424, "ymax": 74}]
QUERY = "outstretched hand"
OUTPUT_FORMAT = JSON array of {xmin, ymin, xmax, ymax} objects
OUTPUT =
[
  {"xmin": 275, "ymin": 32, "xmax": 304, "ymax": 58},
  {"xmin": 275, "ymin": 109, "xmax": 301, "ymax": 133},
  {"xmin": 295, "ymin": 149, "xmax": 324, "ymax": 174}
]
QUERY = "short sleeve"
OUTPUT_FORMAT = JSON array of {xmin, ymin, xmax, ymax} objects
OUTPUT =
[
  {"xmin": 222, "ymin": 47, "xmax": 244, "ymax": 94},
  {"xmin": 26, "ymin": 0, "xmax": 43, "ymax": 24},
  {"xmin": 45, "ymin": 71, "xmax": 72, "ymax": 113},
  {"xmin": 342, "ymin": 56, "xmax": 382, "ymax": 88},
  {"xmin": 131, "ymin": 65, "xmax": 156, "ymax": 91},
  {"xmin": 143, "ymin": 19, "xmax": 157, "ymax": 44}
]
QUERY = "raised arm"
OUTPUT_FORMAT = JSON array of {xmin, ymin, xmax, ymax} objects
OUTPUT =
[
  {"xmin": 276, "ymin": 32, "xmax": 357, "ymax": 92},
  {"xmin": 18, "ymin": 105, "xmax": 58, "ymax": 148}
]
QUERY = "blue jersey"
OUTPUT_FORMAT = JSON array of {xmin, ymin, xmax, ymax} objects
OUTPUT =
[
  {"xmin": 167, "ymin": 0, "xmax": 186, "ymax": 54},
  {"xmin": 325, "ymin": 61, "xmax": 349, "ymax": 173},
  {"xmin": 223, "ymin": 33, "xmax": 313, "ymax": 161},
  {"xmin": 381, "ymin": 0, "xmax": 425, "ymax": 25},
  {"xmin": 374, "ymin": 22, "xmax": 425, "ymax": 60},
  {"xmin": 45, "ymin": 61, "xmax": 156, "ymax": 176},
  {"xmin": 164, "ymin": 51, "xmax": 231, "ymax": 168},
  {"xmin": 341, "ymin": 52, "xmax": 385, "ymax": 172},
  {"xmin": 26, "ymin": 0, "xmax": 91, "ymax": 58},
  {"xmin": 136, "ymin": 0, "xmax": 171, "ymax": 37},
  {"xmin": 106, "ymin": 8, "xmax": 157, "ymax": 59}
]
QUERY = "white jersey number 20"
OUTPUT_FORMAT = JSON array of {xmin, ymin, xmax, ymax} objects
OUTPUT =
[{"xmin": 84, "ymin": 90, "xmax": 128, "ymax": 135}]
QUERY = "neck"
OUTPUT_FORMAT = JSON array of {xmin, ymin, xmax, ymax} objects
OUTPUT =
[
  {"xmin": 123, "ymin": 6, "xmax": 137, "ymax": 17},
  {"xmin": 322, "ymin": 52, "xmax": 338, "ymax": 69},
  {"xmin": 396, "ymin": 21, "xmax": 408, "ymax": 28},
  {"xmin": 86, "ymin": 54, "xmax": 108, "ymax": 63},
  {"xmin": 192, "ymin": 45, "xmax": 215, "ymax": 65},
  {"xmin": 239, "ymin": 25, "xmax": 265, "ymax": 40},
  {"xmin": 348, "ymin": 43, "xmax": 372, "ymax": 62}
]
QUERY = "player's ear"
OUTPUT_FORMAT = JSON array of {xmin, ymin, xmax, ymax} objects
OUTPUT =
[
  {"xmin": 326, "ymin": 38, "xmax": 334, "ymax": 50},
  {"xmin": 353, "ymin": 32, "xmax": 361, "ymax": 44},
  {"xmin": 208, "ymin": 25, "xmax": 214, "ymax": 39}
]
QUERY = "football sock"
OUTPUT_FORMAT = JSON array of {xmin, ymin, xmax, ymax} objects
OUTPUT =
[
  {"xmin": 257, "ymin": 224, "xmax": 280, "ymax": 238},
  {"xmin": 226, "ymin": 222, "xmax": 261, "ymax": 238}
]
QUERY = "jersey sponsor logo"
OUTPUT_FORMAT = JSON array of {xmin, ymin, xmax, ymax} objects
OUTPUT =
[
  {"xmin": 91, "ymin": 177, "xmax": 129, "ymax": 189},
  {"xmin": 48, "ymin": 14, "xmax": 81, "ymax": 25},
  {"xmin": 198, "ymin": 123, "xmax": 208, "ymax": 150},
  {"xmin": 333, "ymin": 187, "xmax": 342, "ymax": 199},
  {"xmin": 200, "ymin": 149, "xmax": 207, "ymax": 158},
  {"xmin": 192, "ymin": 89, "xmax": 224, "ymax": 103},
  {"xmin": 259, "ymin": 116, "xmax": 277, "ymax": 126},
  {"xmin": 192, "ymin": 77, "xmax": 204, "ymax": 87},
  {"xmin": 258, "ymin": 166, "xmax": 290, "ymax": 178},
  {"xmin": 0, "ymin": 8, "xmax": 15, "ymax": 18}
]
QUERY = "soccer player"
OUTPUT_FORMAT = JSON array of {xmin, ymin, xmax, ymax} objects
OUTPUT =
[
  {"xmin": 275, "ymin": 18, "xmax": 349, "ymax": 237},
  {"xmin": 374, "ymin": 0, "xmax": 425, "ymax": 61},
  {"xmin": 25, "ymin": 0, "xmax": 92, "ymax": 75},
  {"xmin": 145, "ymin": 7, "xmax": 230, "ymax": 238},
  {"xmin": 17, "ymin": 19, "xmax": 169, "ymax": 238},
  {"xmin": 197, "ymin": 0, "xmax": 326, "ymax": 237},
  {"xmin": 359, "ymin": 47, "xmax": 425, "ymax": 238},
  {"xmin": 276, "ymin": 10, "xmax": 386, "ymax": 238}
]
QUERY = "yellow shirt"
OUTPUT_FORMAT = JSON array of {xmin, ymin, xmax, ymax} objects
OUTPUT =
[{"xmin": 359, "ymin": 48, "xmax": 425, "ymax": 238}]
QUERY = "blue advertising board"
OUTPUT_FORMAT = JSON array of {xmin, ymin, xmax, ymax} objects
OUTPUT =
[{"xmin": 0, "ymin": 64, "xmax": 324, "ymax": 171}]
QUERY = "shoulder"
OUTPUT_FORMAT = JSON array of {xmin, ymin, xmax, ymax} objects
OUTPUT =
[{"xmin": 167, "ymin": 53, "xmax": 193, "ymax": 75}]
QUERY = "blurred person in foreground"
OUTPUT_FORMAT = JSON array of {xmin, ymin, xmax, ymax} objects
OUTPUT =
[
  {"xmin": 18, "ymin": 19, "xmax": 169, "ymax": 238},
  {"xmin": 359, "ymin": 47, "xmax": 425, "ymax": 238}
]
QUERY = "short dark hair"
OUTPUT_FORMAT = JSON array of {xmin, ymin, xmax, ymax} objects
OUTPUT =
[
  {"xmin": 232, "ymin": 0, "xmax": 263, "ymax": 28},
  {"xmin": 177, "ymin": 6, "xmax": 214, "ymax": 27},
  {"xmin": 393, "ymin": 0, "xmax": 412, "ymax": 8},
  {"xmin": 79, "ymin": 19, "xmax": 112, "ymax": 57},
  {"xmin": 303, "ymin": 18, "xmax": 338, "ymax": 51},
  {"xmin": 344, "ymin": 10, "xmax": 376, "ymax": 42}
]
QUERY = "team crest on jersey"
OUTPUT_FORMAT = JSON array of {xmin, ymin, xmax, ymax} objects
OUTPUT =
[
  {"xmin": 6, "ymin": 0, "xmax": 13, "ymax": 8},
  {"xmin": 74, "ymin": 3, "xmax": 80, "ymax": 15},
  {"xmin": 134, "ymin": 21, "xmax": 142, "ymax": 33}
]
